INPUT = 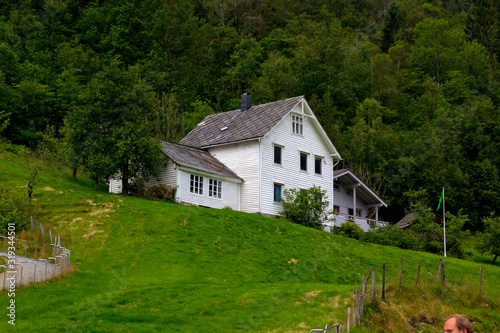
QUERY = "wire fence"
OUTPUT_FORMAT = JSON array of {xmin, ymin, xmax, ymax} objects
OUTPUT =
[
  {"xmin": 0, "ymin": 235, "xmax": 71, "ymax": 289},
  {"xmin": 341, "ymin": 257, "xmax": 487, "ymax": 332}
]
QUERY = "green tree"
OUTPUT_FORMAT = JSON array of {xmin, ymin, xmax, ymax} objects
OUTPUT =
[
  {"xmin": 381, "ymin": 3, "xmax": 400, "ymax": 53},
  {"xmin": 63, "ymin": 62, "xmax": 163, "ymax": 192},
  {"xmin": 475, "ymin": 214, "xmax": 500, "ymax": 263},
  {"xmin": 279, "ymin": 186, "xmax": 331, "ymax": 230},
  {"xmin": 0, "ymin": 187, "xmax": 30, "ymax": 234},
  {"xmin": 445, "ymin": 210, "xmax": 471, "ymax": 258}
]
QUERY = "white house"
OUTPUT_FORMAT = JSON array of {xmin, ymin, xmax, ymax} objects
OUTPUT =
[{"xmin": 109, "ymin": 94, "xmax": 388, "ymax": 230}]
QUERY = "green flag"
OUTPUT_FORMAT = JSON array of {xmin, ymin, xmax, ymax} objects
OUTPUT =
[{"xmin": 436, "ymin": 189, "xmax": 444, "ymax": 211}]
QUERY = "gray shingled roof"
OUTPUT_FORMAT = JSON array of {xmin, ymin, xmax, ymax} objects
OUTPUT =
[
  {"xmin": 179, "ymin": 96, "xmax": 304, "ymax": 148},
  {"xmin": 395, "ymin": 212, "xmax": 418, "ymax": 229},
  {"xmin": 161, "ymin": 142, "xmax": 242, "ymax": 181}
]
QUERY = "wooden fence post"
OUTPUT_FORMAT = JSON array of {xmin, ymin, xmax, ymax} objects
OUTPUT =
[
  {"xmin": 479, "ymin": 266, "xmax": 483, "ymax": 297},
  {"xmin": 382, "ymin": 262, "xmax": 386, "ymax": 300},
  {"xmin": 372, "ymin": 270, "xmax": 376, "ymax": 305},
  {"xmin": 415, "ymin": 261, "xmax": 420, "ymax": 286},
  {"xmin": 436, "ymin": 259, "xmax": 442, "ymax": 284},
  {"xmin": 348, "ymin": 307, "xmax": 351, "ymax": 332},
  {"xmin": 399, "ymin": 258, "xmax": 403, "ymax": 288},
  {"xmin": 352, "ymin": 290, "xmax": 357, "ymax": 328},
  {"xmin": 442, "ymin": 260, "xmax": 446, "ymax": 286}
]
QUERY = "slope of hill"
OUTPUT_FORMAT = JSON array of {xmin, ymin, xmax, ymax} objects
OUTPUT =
[{"xmin": 0, "ymin": 148, "xmax": 498, "ymax": 332}]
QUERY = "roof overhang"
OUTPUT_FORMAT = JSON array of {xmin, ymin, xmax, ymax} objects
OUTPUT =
[
  {"xmin": 333, "ymin": 169, "xmax": 387, "ymax": 207},
  {"xmin": 178, "ymin": 166, "xmax": 243, "ymax": 183}
]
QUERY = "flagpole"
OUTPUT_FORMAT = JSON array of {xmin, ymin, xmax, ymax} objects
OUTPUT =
[{"xmin": 442, "ymin": 187, "xmax": 446, "ymax": 257}]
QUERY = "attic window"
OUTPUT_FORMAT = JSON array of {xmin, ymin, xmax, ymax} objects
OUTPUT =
[
  {"xmin": 292, "ymin": 115, "xmax": 303, "ymax": 135},
  {"xmin": 220, "ymin": 126, "xmax": 228, "ymax": 131}
]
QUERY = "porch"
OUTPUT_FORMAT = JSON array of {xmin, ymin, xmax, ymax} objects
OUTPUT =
[{"xmin": 323, "ymin": 214, "xmax": 389, "ymax": 233}]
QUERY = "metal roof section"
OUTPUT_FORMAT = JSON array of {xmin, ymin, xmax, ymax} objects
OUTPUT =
[
  {"xmin": 161, "ymin": 142, "xmax": 243, "ymax": 181},
  {"xmin": 333, "ymin": 169, "xmax": 387, "ymax": 207}
]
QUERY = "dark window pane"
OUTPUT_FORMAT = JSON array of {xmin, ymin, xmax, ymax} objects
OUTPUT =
[
  {"xmin": 274, "ymin": 146, "xmax": 282, "ymax": 164},
  {"xmin": 315, "ymin": 157, "xmax": 321, "ymax": 174},
  {"xmin": 274, "ymin": 184, "xmax": 282, "ymax": 202},
  {"xmin": 300, "ymin": 153, "xmax": 307, "ymax": 171}
]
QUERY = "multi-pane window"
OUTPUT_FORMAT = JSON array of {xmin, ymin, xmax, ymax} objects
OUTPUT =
[
  {"xmin": 315, "ymin": 156, "xmax": 322, "ymax": 175},
  {"xmin": 190, "ymin": 174, "xmax": 203, "ymax": 195},
  {"xmin": 300, "ymin": 152, "xmax": 308, "ymax": 171},
  {"xmin": 292, "ymin": 115, "xmax": 303, "ymax": 135},
  {"xmin": 209, "ymin": 179, "xmax": 222, "ymax": 199},
  {"xmin": 274, "ymin": 145, "xmax": 282, "ymax": 164},
  {"xmin": 334, "ymin": 180, "xmax": 340, "ymax": 191},
  {"xmin": 274, "ymin": 183, "xmax": 282, "ymax": 202}
]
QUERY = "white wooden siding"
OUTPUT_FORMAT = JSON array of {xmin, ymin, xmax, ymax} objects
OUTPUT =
[
  {"xmin": 109, "ymin": 179, "xmax": 122, "ymax": 194},
  {"xmin": 147, "ymin": 159, "xmax": 178, "ymax": 187},
  {"xmin": 108, "ymin": 159, "xmax": 178, "ymax": 194},
  {"xmin": 208, "ymin": 140, "xmax": 260, "ymax": 213},
  {"xmin": 332, "ymin": 184, "xmax": 368, "ymax": 217},
  {"xmin": 260, "ymin": 109, "xmax": 335, "ymax": 216},
  {"xmin": 177, "ymin": 170, "xmax": 239, "ymax": 210}
]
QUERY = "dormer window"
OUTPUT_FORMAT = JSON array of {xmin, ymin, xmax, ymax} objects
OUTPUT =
[{"xmin": 292, "ymin": 115, "xmax": 303, "ymax": 135}]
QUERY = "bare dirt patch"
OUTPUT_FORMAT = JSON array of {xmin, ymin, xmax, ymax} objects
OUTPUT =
[
  {"xmin": 305, "ymin": 290, "xmax": 322, "ymax": 298},
  {"xmin": 322, "ymin": 296, "xmax": 340, "ymax": 307},
  {"xmin": 41, "ymin": 187, "xmax": 55, "ymax": 191},
  {"xmin": 90, "ymin": 208, "xmax": 114, "ymax": 216},
  {"xmin": 288, "ymin": 258, "xmax": 298, "ymax": 264},
  {"xmin": 83, "ymin": 221, "xmax": 104, "ymax": 238}
]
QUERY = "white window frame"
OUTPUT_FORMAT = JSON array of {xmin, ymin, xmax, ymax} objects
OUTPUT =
[
  {"xmin": 300, "ymin": 152, "xmax": 308, "ymax": 172},
  {"xmin": 190, "ymin": 174, "xmax": 203, "ymax": 195},
  {"xmin": 291, "ymin": 115, "xmax": 303, "ymax": 135},
  {"xmin": 314, "ymin": 156, "xmax": 322, "ymax": 175},
  {"xmin": 274, "ymin": 145, "xmax": 283, "ymax": 165},
  {"xmin": 208, "ymin": 178, "xmax": 222, "ymax": 199},
  {"xmin": 273, "ymin": 183, "xmax": 283, "ymax": 203}
]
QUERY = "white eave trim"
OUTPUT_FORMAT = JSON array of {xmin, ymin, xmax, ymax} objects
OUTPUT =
[
  {"xmin": 334, "ymin": 170, "xmax": 387, "ymax": 207},
  {"xmin": 178, "ymin": 166, "xmax": 243, "ymax": 184},
  {"xmin": 263, "ymin": 98, "xmax": 342, "ymax": 159},
  {"xmin": 200, "ymin": 137, "xmax": 260, "ymax": 150}
]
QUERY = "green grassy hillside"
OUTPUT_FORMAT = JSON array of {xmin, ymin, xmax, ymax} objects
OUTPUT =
[{"xmin": 0, "ymin": 148, "xmax": 498, "ymax": 332}]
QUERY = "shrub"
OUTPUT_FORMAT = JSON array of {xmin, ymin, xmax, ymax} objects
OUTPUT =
[
  {"xmin": 361, "ymin": 224, "xmax": 419, "ymax": 250},
  {"xmin": 475, "ymin": 214, "xmax": 500, "ymax": 263},
  {"xmin": 129, "ymin": 179, "xmax": 177, "ymax": 202},
  {"xmin": 279, "ymin": 185, "xmax": 331, "ymax": 230},
  {"xmin": 0, "ymin": 187, "xmax": 30, "ymax": 234},
  {"xmin": 334, "ymin": 221, "xmax": 364, "ymax": 240}
]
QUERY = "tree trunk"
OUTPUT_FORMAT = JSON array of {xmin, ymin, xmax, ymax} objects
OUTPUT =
[
  {"xmin": 122, "ymin": 176, "xmax": 129, "ymax": 195},
  {"xmin": 72, "ymin": 167, "xmax": 77, "ymax": 181},
  {"xmin": 493, "ymin": 255, "xmax": 498, "ymax": 264},
  {"xmin": 94, "ymin": 178, "xmax": 99, "ymax": 191},
  {"xmin": 28, "ymin": 185, "xmax": 33, "ymax": 205}
]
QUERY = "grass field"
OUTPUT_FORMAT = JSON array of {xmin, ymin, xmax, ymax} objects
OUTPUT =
[{"xmin": 0, "ymin": 147, "xmax": 498, "ymax": 332}]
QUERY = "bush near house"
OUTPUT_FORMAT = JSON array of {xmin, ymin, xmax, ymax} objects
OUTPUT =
[
  {"xmin": 333, "ymin": 221, "xmax": 365, "ymax": 240},
  {"xmin": 279, "ymin": 185, "xmax": 331, "ymax": 230},
  {"xmin": 129, "ymin": 178, "xmax": 177, "ymax": 202}
]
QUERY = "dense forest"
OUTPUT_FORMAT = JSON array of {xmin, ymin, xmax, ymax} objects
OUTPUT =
[{"xmin": 0, "ymin": 0, "xmax": 498, "ymax": 229}]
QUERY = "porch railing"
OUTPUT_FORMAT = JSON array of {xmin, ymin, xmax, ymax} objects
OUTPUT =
[{"xmin": 323, "ymin": 214, "xmax": 388, "ymax": 232}]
